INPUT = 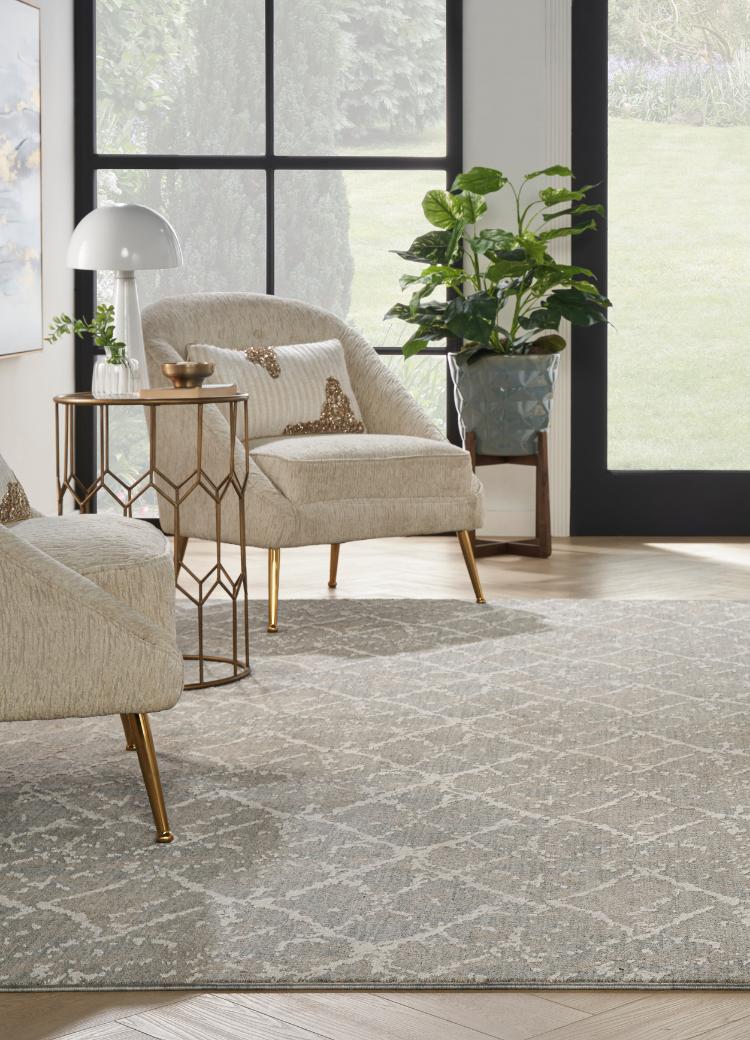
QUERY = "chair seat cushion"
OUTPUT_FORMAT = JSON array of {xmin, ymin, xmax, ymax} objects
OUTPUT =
[
  {"xmin": 251, "ymin": 434, "xmax": 474, "ymax": 505},
  {"xmin": 12, "ymin": 515, "xmax": 176, "ymax": 635}
]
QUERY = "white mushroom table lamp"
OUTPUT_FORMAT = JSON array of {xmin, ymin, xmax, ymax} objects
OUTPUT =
[{"xmin": 67, "ymin": 203, "xmax": 182, "ymax": 388}]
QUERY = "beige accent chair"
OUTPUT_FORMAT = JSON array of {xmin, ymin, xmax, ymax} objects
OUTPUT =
[
  {"xmin": 0, "ymin": 511, "xmax": 183, "ymax": 843},
  {"xmin": 142, "ymin": 292, "xmax": 486, "ymax": 632}
]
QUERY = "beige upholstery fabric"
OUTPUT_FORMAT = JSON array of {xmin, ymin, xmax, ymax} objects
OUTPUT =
[
  {"xmin": 142, "ymin": 293, "xmax": 483, "ymax": 549},
  {"xmin": 0, "ymin": 520, "xmax": 183, "ymax": 723},
  {"xmin": 13, "ymin": 515, "xmax": 177, "ymax": 637},
  {"xmin": 252, "ymin": 435, "xmax": 474, "ymax": 505},
  {"xmin": 187, "ymin": 338, "xmax": 365, "ymax": 438}
]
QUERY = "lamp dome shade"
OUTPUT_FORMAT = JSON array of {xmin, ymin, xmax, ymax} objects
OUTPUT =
[{"xmin": 66, "ymin": 204, "xmax": 183, "ymax": 271}]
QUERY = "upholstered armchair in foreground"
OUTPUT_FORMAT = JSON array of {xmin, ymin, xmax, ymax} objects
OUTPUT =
[
  {"xmin": 0, "ymin": 513, "xmax": 184, "ymax": 843},
  {"xmin": 143, "ymin": 292, "xmax": 486, "ymax": 632}
]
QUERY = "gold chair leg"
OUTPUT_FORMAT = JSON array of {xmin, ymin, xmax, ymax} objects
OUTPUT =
[
  {"xmin": 328, "ymin": 543, "xmax": 340, "ymax": 589},
  {"xmin": 268, "ymin": 547, "xmax": 281, "ymax": 633},
  {"xmin": 127, "ymin": 712, "xmax": 174, "ymax": 844},
  {"xmin": 120, "ymin": 712, "xmax": 137, "ymax": 752},
  {"xmin": 173, "ymin": 534, "xmax": 189, "ymax": 571},
  {"xmin": 457, "ymin": 530, "xmax": 487, "ymax": 604}
]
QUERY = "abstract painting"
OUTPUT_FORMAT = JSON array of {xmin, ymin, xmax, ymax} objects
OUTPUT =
[{"xmin": 0, "ymin": 0, "xmax": 41, "ymax": 357}]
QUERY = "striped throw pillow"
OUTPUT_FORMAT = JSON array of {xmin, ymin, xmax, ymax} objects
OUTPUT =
[{"xmin": 186, "ymin": 339, "xmax": 365, "ymax": 440}]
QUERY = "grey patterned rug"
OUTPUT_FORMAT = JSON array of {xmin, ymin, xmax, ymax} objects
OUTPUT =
[{"xmin": 2, "ymin": 598, "xmax": 750, "ymax": 991}]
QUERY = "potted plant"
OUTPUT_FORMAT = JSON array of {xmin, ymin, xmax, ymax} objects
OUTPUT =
[
  {"xmin": 386, "ymin": 165, "xmax": 610, "ymax": 455},
  {"xmin": 46, "ymin": 304, "xmax": 140, "ymax": 398}
]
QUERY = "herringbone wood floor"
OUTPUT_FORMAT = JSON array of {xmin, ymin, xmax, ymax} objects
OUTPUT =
[{"xmin": 4, "ymin": 535, "xmax": 750, "ymax": 1040}]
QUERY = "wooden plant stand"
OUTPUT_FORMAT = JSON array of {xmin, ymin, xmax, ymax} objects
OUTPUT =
[{"xmin": 464, "ymin": 429, "xmax": 551, "ymax": 559}]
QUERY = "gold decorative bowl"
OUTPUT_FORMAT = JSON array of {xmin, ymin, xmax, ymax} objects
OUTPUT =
[{"xmin": 161, "ymin": 361, "xmax": 215, "ymax": 389}]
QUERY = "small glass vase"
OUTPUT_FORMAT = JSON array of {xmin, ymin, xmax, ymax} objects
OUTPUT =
[{"xmin": 92, "ymin": 355, "xmax": 141, "ymax": 399}]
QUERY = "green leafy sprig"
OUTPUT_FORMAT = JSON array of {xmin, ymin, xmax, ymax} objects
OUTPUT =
[
  {"xmin": 386, "ymin": 165, "xmax": 611, "ymax": 363},
  {"xmin": 46, "ymin": 304, "xmax": 127, "ymax": 364}
]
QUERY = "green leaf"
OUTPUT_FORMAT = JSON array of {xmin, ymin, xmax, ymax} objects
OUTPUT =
[
  {"xmin": 524, "ymin": 165, "xmax": 573, "ymax": 181},
  {"xmin": 519, "ymin": 310, "xmax": 562, "ymax": 333},
  {"xmin": 386, "ymin": 299, "xmax": 451, "ymax": 330},
  {"xmin": 452, "ymin": 166, "xmax": 508, "ymax": 194},
  {"xmin": 384, "ymin": 303, "xmax": 412, "ymax": 321},
  {"xmin": 446, "ymin": 220, "xmax": 466, "ymax": 264},
  {"xmin": 422, "ymin": 189, "xmax": 460, "ymax": 229},
  {"xmin": 517, "ymin": 233, "xmax": 548, "ymax": 264},
  {"xmin": 445, "ymin": 293, "xmax": 498, "ymax": 345},
  {"xmin": 453, "ymin": 342, "xmax": 497, "ymax": 366},
  {"xmin": 527, "ymin": 287, "xmax": 610, "ymax": 329},
  {"xmin": 402, "ymin": 336, "xmax": 430, "ymax": 359},
  {"xmin": 542, "ymin": 202, "xmax": 605, "ymax": 222},
  {"xmin": 401, "ymin": 323, "xmax": 450, "ymax": 358},
  {"xmin": 492, "ymin": 247, "xmax": 527, "ymax": 262},
  {"xmin": 485, "ymin": 259, "xmax": 530, "ymax": 282},
  {"xmin": 407, "ymin": 283, "xmax": 437, "ymax": 315},
  {"xmin": 528, "ymin": 333, "xmax": 567, "ymax": 354},
  {"xmin": 392, "ymin": 229, "xmax": 454, "ymax": 265},
  {"xmin": 539, "ymin": 186, "xmax": 588, "ymax": 207},
  {"xmin": 469, "ymin": 228, "xmax": 516, "ymax": 256},
  {"xmin": 457, "ymin": 191, "xmax": 487, "ymax": 224},
  {"xmin": 539, "ymin": 219, "xmax": 597, "ymax": 242},
  {"xmin": 399, "ymin": 266, "xmax": 463, "ymax": 293},
  {"xmin": 553, "ymin": 264, "xmax": 596, "ymax": 278}
]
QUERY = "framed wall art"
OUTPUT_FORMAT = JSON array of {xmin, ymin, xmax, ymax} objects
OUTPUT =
[{"xmin": 0, "ymin": 0, "xmax": 41, "ymax": 357}]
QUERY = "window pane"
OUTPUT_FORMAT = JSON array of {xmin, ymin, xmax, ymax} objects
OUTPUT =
[
  {"xmin": 96, "ymin": 0, "xmax": 265, "ymax": 155},
  {"xmin": 275, "ymin": 169, "xmax": 444, "ymax": 348},
  {"xmin": 381, "ymin": 354, "xmax": 447, "ymax": 432},
  {"xmin": 608, "ymin": 1, "xmax": 750, "ymax": 470},
  {"xmin": 97, "ymin": 407, "xmax": 158, "ymax": 518},
  {"xmin": 96, "ymin": 168, "xmax": 266, "ymax": 518},
  {"xmin": 97, "ymin": 169, "xmax": 266, "ymax": 308},
  {"xmin": 275, "ymin": 0, "xmax": 446, "ymax": 155}
]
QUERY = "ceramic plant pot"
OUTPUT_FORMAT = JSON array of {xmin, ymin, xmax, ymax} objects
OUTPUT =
[{"xmin": 449, "ymin": 351, "xmax": 560, "ymax": 456}]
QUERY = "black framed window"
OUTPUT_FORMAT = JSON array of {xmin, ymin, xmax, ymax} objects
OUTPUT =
[
  {"xmin": 571, "ymin": 0, "xmax": 750, "ymax": 535},
  {"xmin": 73, "ymin": 0, "xmax": 463, "ymax": 497}
]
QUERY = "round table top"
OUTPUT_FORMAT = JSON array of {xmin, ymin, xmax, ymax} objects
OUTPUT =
[{"xmin": 55, "ymin": 390, "xmax": 249, "ymax": 407}]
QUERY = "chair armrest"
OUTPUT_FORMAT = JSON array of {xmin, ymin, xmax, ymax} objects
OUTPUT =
[
  {"xmin": 341, "ymin": 331, "xmax": 446, "ymax": 441},
  {"xmin": 0, "ymin": 526, "xmax": 183, "ymax": 722}
]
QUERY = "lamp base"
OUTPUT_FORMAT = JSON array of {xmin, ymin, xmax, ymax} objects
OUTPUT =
[{"xmin": 113, "ymin": 271, "xmax": 148, "ymax": 388}]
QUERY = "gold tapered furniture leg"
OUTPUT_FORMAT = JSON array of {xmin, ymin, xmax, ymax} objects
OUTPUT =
[
  {"xmin": 328, "ymin": 543, "xmax": 340, "ymax": 589},
  {"xmin": 127, "ymin": 712, "xmax": 174, "ymax": 844},
  {"xmin": 268, "ymin": 547, "xmax": 281, "ymax": 633},
  {"xmin": 120, "ymin": 713, "xmax": 137, "ymax": 752},
  {"xmin": 173, "ymin": 534, "xmax": 189, "ymax": 571},
  {"xmin": 457, "ymin": 530, "xmax": 487, "ymax": 604}
]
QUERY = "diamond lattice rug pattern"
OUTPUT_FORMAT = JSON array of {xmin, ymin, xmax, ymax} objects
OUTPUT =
[{"xmin": 2, "ymin": 598, "xmax": 750, "ymax": 990}]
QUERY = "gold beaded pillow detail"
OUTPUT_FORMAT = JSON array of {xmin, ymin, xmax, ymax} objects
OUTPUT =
[
  {"xmin": 186, "ymin": 339, "xmax": 365, "ymax": 440},
  {"xmin": 0, "ymin": 455, "xmax": 33, "ymax": 525}
]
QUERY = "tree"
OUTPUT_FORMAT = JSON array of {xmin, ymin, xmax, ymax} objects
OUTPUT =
[
  {"xmin": 96, "ymin": 0, "xmax": 194, "ymax": 153},
  {"xmin": 336, "ymin": 0, "xmax": 446, "ymax": 147},
  {"xmin": 98, "ymin": 0, "xmax": 353, "ymax": 315},
  {"xmin": 274, "ymin": 0, "xmax": 353, "ymax": 316},
  {"xmin": 610, "ymin": 0, "xmax": 750, "ymax": 63}
]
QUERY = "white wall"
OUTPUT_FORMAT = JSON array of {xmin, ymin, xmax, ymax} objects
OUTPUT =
[
  {"xmin": 464, "ymin": 0, "xmax": 571, "ymax": 537},
  {"xmin": 0, "ymin": 0, "xmax": 75, "ymax": 514}
]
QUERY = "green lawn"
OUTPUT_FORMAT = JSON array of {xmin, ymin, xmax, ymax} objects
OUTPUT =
[{"xmin": 608, "ymin": 118, "xmax": 750, "ymax": 470}]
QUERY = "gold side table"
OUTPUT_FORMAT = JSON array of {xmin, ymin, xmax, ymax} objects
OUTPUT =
[{"xmin": 54, "ymin": 391, "xmax": 250, "ymax": 690}]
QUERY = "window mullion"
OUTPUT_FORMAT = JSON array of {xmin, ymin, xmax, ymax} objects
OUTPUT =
[{"xmin": 265, "ymin": 0, "xmax": 275, "ymax": 295}]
